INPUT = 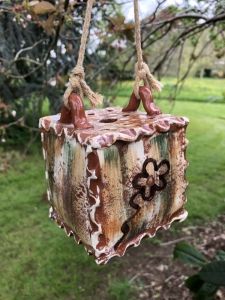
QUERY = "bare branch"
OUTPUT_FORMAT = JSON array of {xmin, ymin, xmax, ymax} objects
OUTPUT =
[{"xmin": 14, "ymin": 39, "xmax": 46, "ymax": 61}]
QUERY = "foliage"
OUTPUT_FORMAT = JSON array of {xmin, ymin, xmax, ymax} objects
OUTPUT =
[
  {"xmin": 222, "ymin": 90, "xmax": 225, "ymax": 101},
  {"xmin": 174, "ymin": 242, "xmax": 225, "ymax": 300},
  {"xmin": 0, "ymin": 0, "xmax": 122, "ymax": 145},
  {"xmin": 0, "ymin": 1, "xmax": 124, "ymax": 134},
  {"xmin": 105, "ymin": 77, "xmax": 225, "ymax": 103},
  {"xmin": 108, "ymin": 279, "xmax": 135, "ymax": 300},
  {"xmin": 114, "ymin": 78, "xmax": 225, "ymax": 222},
  {"xmin": 1, "ymin": 0, "xmax": 225, "ymax": 139},
  {"xmin": 1, "ymin": 78, "xmax": 225, "ymax": 299},
  {"xmin": 173, "ymin": 242, "xmax": 208, "ymax": 267}
]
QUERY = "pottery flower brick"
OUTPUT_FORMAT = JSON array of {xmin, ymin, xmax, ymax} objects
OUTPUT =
[{"xmin": 40, "ymin": 104, "xmax": 189, "ymax": 264}]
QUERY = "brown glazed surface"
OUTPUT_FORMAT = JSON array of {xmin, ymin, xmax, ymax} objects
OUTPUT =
[
  {"xmin": 40, "ymin": 107, "xmax": 188, "ymax": 148},
  {"xmin": 59, "ymin": 92, "xmax": 93, "ymax": 129},
  {"xmin": 40, "ymin": 107, "xmax": 189, "ymax": 264},
  {"xmin": 123, "ymin": 86, "xmax": 161, "ymax": 116},
  {"xmin": 60, "ymin": 86, "xmax": 160, "ymax": 130}
]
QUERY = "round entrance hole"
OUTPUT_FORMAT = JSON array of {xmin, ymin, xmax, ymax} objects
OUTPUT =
[{"xmin": 100, "ymin": 118, "xmax": 118, "ymax": 123}]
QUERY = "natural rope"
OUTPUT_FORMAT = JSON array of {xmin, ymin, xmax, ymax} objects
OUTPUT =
[
  {"xmin": 63, "ymin": 0, "xmax": 103, "ymax": 108},
  {"xmin": 133, "ymin": 0, "xmax": 162, "ymax": 98}
]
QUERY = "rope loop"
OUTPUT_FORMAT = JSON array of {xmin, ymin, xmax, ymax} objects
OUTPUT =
[
  {"xmin": 63, "ymin": 0, "xmax": 103, "ymax": 109},
  {"xmin": 71, "ymin": 66, "xmax": 85, "ymax": 79},
  {"xmin": 134, "ymin": 62, "xmax": 162, "ymax": 99},
  {"xmin": 63, "ymin": 0, "xmax": 162, "ymax": 108},
  {"xmin": 64, "ymin": 65, "xmax": 103, "ymax": 108},
  {"xmin": 133, "ymin": 0, "xmax": 162, "ymax": 98}
]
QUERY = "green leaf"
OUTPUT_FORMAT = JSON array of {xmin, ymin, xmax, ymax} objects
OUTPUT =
[
  {"xmin": 195, "ymin": 282, "xmax": 219, "ymax": 300},
  {"xmin": 186, "ymin": 275, "xmax": 219, "ymax": 299},
  {"xmin": 215, "ymin": 250, "xmax": 225, "ymax": 261},
  {"xmin": 199, "ymin": 261, "xmax": 225, "ymax": 286},
  {"xmin": 185, "ymin": 274, "xmax": 204, "ymax": 292},
  {"xmin": 174, "ymin": 242, "xmax": 208, "ymax": 267}
]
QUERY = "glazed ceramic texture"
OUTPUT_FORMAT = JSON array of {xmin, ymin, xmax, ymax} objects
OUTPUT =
[{"xmin": 39, "ymin": 108, "xmax": 189, "ymax": 264}]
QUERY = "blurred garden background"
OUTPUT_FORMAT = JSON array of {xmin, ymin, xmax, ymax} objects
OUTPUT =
[{"xmin": 0, "ymin": 0, "xmax": 225, "ymax": 299}]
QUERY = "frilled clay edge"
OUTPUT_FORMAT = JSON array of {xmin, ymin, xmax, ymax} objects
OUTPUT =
[
  {"xmin": 39, "ymin": 107, "xmax": 189, "ymax": 149},
  {"xmin": 41, "ymin": 108, "xmax": 189, "ymax": 265},
  {"xmin": 49, "ymin": 206, "xmax": 188, "ymax": 265}
]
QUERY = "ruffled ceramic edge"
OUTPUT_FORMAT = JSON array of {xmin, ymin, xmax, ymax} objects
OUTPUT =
[
  {"xmin": 42, "ymin": 111, "xmax": 189, "ymax": 265},
  {"xmin": 39, "ymin": 111, "xmax": 189, "ymax": 149},
  {"xmin": 48, "ymin": 205, "xmax": 188, "ymax": 264},
  {"xmin": 95, "ymin": 133, "xmax": 189, "ymax": 264},
  {"xmin": 47, "ymin": 132, "xmax": 189, "ymax": 265}
]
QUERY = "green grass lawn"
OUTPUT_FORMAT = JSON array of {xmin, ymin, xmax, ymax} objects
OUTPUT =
[
  {"xmin": 112, "ymin": 82, "xmax": 225, "ymax": 221},
  {"xmin": 1, "ymin": 77, "xmax": 225, "ymax": 300},
  {"xmin": 155, "ymin": 100, "xmax": 225, "ymax": 220},
  {"xmin": 103, "ymin": 77, "xmax": 225, "ymax": 103}
]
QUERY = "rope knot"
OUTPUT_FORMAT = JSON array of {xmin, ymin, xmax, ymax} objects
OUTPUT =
[
  {"xmin": 136, "ymin": 63, "xmax": 147, "ymax": 80},
  {"xmin": 69, "ymin": 66, "xmax": 84, "ymax": 93},
  {"xmin": 134, "ymin": 61, "xmax": 163, "ymax": 99},
  {"xmin": 62, "ymin": 0, "xmax": 103, "ymax": 109},
  {"xmin": 71, "ymin": 66, "xmax": 85, "ymax": 79},
  {"xmin": 63, "ymin": 65, "xmax": 103, "ymax": 109}
]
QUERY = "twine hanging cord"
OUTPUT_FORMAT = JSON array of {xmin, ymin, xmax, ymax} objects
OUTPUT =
[
  {"xmin": 63, "ymin": 0, "xmax": 103, "ymax": 108},
  {"xmin": 133, "ymin": 0, "xmax": 162, "ymax": 99},
  {"xmin": 64, "ymin": 0, "xmax": 161, "ymax": 107}
]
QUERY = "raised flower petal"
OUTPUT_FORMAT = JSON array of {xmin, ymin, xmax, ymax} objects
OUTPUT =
[
  {"xmin": 132, "ymin": 158, "xmax": 170, "ymax": 202},
  {"xmin": 157, "ymin": 159, "xmax": 170, "ymax": 177},
  {"xmin": 132, "ymin": 173, "xmax": 148, "ymax": 190}
]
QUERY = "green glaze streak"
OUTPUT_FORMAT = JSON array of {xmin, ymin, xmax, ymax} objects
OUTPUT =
[
  {"xmin": 151, "ymin": 133, "xmax": 169, "ymax": 160},
  {"xmin": 62, "ymin": 140, "xmax": 75, "ymax": 225},
  {"xmin": 103, "ymin": 146, "xmax": 119, "ymax": 164},
  {"xmin": 63, "ymin": 141, "xmax": 74, "ymax": 169},
  {"xmin": 151, "ymin": 133, "xmax": 171, "ymax": 222}
]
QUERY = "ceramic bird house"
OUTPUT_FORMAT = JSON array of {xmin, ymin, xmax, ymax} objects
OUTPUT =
[{"xmin": 39, "ymin": 86, "xmax": 189, "ymax": 264}]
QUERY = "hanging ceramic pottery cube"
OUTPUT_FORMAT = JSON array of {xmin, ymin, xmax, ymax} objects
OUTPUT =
[{"xmin": 39, "ymin": 86, "xmax": 189, "ymax": 264}]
